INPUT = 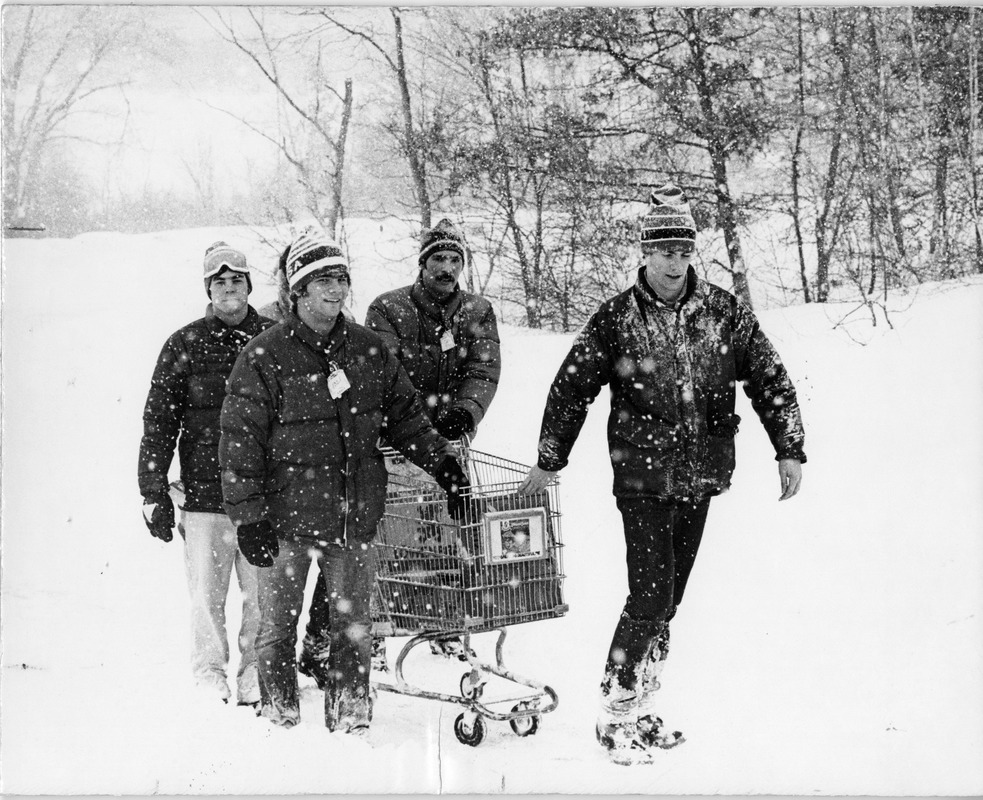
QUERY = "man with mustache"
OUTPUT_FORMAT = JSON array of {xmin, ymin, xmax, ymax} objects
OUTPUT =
[{"xmin": 297, "ymin": 219, "xmax": 501, "ymax": 678}]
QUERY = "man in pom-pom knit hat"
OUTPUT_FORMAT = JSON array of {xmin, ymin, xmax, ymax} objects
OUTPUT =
[
  {"xmin": 219, "ymin": 229, "xmax": 468, "ymax": 733},
  {"xmin": 138, "ymin": 241, "xmax": 275, "ymax": 706},
  {"xmin": 298, "ymin": 218, "xmax": 502, "ymax": 673},
  {"xmin": 520, "ymin": 183, "xmax": 806, "ymax": 765}
]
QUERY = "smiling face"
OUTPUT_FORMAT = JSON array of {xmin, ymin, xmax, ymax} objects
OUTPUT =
[
  {"xmin": 296, "ymin": 270, "xmax": 350, "ymax": 332},
  {"xmin": 642, "ymin": 242, "xmax": 695, "ymax": 303},
  {"xmin": 209, "ymin": 268, "xmax": 250, "ymax": 323},
  {"xmin": 420, "ymin": 250, "xmax": 464, "ymax": 299}
]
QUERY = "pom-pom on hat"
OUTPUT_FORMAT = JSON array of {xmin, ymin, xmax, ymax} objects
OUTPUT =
[
  {"xmin": 418, "ymin": 218, "xmax": 467, "ymax": 267},
  {"xmin": 203, "ymin": 241, "xmax": 251, "ymax": 295},
  {"xmin": 285, "ymin": 229, "xmax": 349, "ymax": 292},
  {"xmin": 640, "ymin": 184, "xmax": 697, "ymax": 251}
]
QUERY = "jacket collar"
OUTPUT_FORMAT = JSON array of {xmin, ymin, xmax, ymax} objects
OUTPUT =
[
  {"xmin": 204, "ymin": 304, "xmax": 259, "ymax": 337},
  {"xmin": 633, "ymin": 266, "xmax": 702, "ymax": 312},
  {"xmin": 285, "ymin": 308, "xmax": 348, "ymax": 358},
  {"xmin": 410, "ymin": 274, "xmax": 462, "ymax": 325}
]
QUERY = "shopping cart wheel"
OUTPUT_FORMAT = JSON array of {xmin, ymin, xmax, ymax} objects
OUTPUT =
[
  {"xmin": 454, "ymin": 712, "xmax": 486, "ymax": 746},
  {"xmin": 508, "ymin": 703, "xmax": 540, "ymax": 737},
  {"xmin": 460, "ymin": 670, "xmax": 485, "ymax": 700}
]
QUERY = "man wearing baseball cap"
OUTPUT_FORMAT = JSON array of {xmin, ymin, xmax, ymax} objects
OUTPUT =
[{"xmin": 138, "ymin": 241, "xmax": 275, "ymax": 706}]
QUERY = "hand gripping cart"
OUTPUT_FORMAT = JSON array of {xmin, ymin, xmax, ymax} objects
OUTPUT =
[{"xmin": 371, "ymin": 444, "xmax": 567, "ymax": 746}]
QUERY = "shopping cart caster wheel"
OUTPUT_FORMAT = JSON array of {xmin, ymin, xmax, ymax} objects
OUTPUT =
[
  {"xmin": 509, "ymin": 703, "xmax": 540, "ymax": 737},
  {"xmin": 454, "ymin": 712, "xmax": 486, "ymax": 746},
  {"xmin": 460, "ymin": 670, "xmax": 485, "ymax": 700}
]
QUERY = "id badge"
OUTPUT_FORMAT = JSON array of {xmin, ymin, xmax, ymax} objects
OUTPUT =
[
  {"xmin": 440, "ymin": 330, "xmax": 456, "ymax": 352},
  {"xmin": 327, "ymin": 367, "xmax": 351, "ymax": 399}
]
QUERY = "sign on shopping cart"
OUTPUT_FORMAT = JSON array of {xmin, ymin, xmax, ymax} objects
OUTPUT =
[{"xmin": 482, "ymin": 507, "xmax": 548, "ymax": 564}]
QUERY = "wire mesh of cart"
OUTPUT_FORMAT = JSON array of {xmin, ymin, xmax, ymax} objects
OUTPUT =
[{"xmin": 370, "ymin": 442, "xmax": 567, "ymax": 746}]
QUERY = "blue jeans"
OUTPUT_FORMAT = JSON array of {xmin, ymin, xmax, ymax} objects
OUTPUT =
[
  {"xmin": 182, "ymin": 511, "xmax": 260, "ymax": 703},
  {"xmin": 256, "ymin": 538, "xmax": 375, "ymax": 730}
]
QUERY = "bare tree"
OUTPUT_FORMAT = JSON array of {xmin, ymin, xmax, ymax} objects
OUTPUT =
[
  {"xmin": 308, "ymin": 7, "xmax": 443, "ymax": 230},
  {"xmin": 2, "ymin": 6, "xmax": 134, "ymax": 230},
  {"xmin": 203, "ymin": 8, "xmax": 353, "ymax": 235}
]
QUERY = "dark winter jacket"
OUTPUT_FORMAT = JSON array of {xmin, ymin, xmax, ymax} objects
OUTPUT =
[
  {"xmin": 364, "ymin": 277, "xmax": 501, "ymax": 431},
  {"xmin": 219, "ymin": 311, "xmax": 451, "ymax": 547},
  {"xmin": 138, "ymin": 305, "xmax": 275, "ymax": 512},
  {"xmin": 537, "ymin": 267, "xmax": 806, "ymax": 500}
]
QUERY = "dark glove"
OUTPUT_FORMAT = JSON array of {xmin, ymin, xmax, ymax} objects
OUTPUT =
[
  {"xmin": 435, "ymin": 455, "xmax": 471, "ymax": 521},
  {"xmin": 237, "ymin": 520, "xmax": 279, "ymax": 568},
  {"xmin": 142, "ymin": 492, "xmax": 175, "ymax": 542},
  {"xmin": 436, "ymin": 407, "xmax": 474, "ymax": 441}
]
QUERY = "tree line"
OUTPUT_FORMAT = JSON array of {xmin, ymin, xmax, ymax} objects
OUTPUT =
[{"xmin": 3, "ymin": 6, "xmax": 981, "ymax": 328}]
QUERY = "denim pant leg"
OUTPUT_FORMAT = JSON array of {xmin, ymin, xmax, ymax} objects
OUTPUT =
[
  {"xmin": 318, "ymin": 543, "xmax": 375, "ymax": 732},
  {"xmin": 183, "ymin": 511, "xmax": 239, "ymax": 696},
  {"xmin": 233, "ymin": 549, "xmax": 261, "ymax": 703},
  {"xmin": 255, "ymin": 539, "xmax": 311, "ymax": 726},
  {"xmin": 602, "ymin": 497, "xmax": 711, "ymax": 704}
]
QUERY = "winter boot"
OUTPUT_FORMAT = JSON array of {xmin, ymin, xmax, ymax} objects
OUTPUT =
[
  {"xmin": 597, "ymin": 681, "xmax": 654, "ymax": 765},
  {"xmin": 325, "ymin": 684, "xmax": 373, "ymax": 734},
  {"xmin": 236, "ymin": 662, "xmax": 261, "ymax": 707},
  {"xmin": 429, "ymin": 635, "xmax": 473, "ymax": 661},
  {"xmin": 636, "ymin": 713, "xmax": 684, "ymax": 750},
  {"xmin": 370, "ymin": 637, "xmax": 389, "ymax": 673},
  {"xmin": 636, "ymin": 621, "xmax": 670, "ymax": 708},
  {"xmin": 298, "ymin": 634, "xmax": 330, "ymax": 690}
]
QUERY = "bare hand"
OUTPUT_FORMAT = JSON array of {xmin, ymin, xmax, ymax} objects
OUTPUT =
[
  {"xmin": 778, "ymin": 458, "xmax": 802, "ymax": 501},
  {"xmin": 519, "ymin": 465, "xmax": 557, "ymax": 495}
]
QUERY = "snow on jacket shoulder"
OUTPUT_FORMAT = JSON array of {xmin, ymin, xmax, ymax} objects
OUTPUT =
[
  {"xmin": 219, "ymin": 313, "xmax": 450, "ymax": 546},
  {"xmin": 138, "ymin": 306, "xmax": 275, "ymax": 512},
  {"xmin": 364, "ymin": 277, "xmax": 501, "ymax": 429},
  {"xmin": 537, "ymin": 268, "xmax": 806, "ymax": 500}
]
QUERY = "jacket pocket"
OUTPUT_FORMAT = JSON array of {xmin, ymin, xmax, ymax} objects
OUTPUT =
[{"xmin": 701, "ymin": 433, "xmax": 736, "ymax": 492}]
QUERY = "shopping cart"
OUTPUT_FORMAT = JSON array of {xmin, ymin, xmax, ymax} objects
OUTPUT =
[{"xmin": 371, "ymin": 443, "xmax": 567, "ymax": 746}]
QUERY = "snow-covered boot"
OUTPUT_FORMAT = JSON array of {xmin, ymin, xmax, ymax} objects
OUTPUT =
[
  {"xmin": 637, "ymin": 621, "xmax": 670, "ymax": 708},
  {"xmin": 326, "ymin": 684, "xmax": 373, "ymax": 734},
  {"xmin": 429, "ymin": 635, "xmax": 473, "ymax": 661},
  {"xmin": 597, "ymin": 681, "xmax": 653, "ymax": 765},
  {"xmin": 636, "ymin": 713, "xmax": 684, "ymax": 750},
  {"xmin": 370, "ymin": 637, "xmax": 389, "ymax": 673},
  {"xmin": 298, "ymin": 634, "xmax": 330, "ymax": 690},
  {"xmin": 633, "ymin": 624, "xmax": 683, "ymax": 748}
]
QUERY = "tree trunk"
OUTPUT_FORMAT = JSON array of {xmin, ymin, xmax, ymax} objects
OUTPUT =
[
  {"xmin": 683, "ymin": 9, "xmax": 752, "ymax": 308},
  {"xmin": 815, "ymin": 12, "xmax": 857, "ymax": 302},
  {"xmin": 325, "ymin": 78, "xmax": 353, "ymax": 237},
  {"xmin": 969, "ymin": 6, "xmax": 983, "ymax": 272},
  {"xmin": 392, "ymin": 8, "xmax": 431, "ymax": 230},
  {"xmin": 791, "ymin": 10, "xmax": 812, "ymax": 303}
]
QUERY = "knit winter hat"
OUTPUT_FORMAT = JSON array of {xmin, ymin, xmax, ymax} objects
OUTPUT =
[
  {"xmin": 203, "ymin": 241, "xmax": 251, "ymax": 295},
  {"xmin": 285, "ymin": 229, "xmax": 349, "ymax": 292},
  {"xmin": 640, "ymin": 184, "xmax": 697, "ymax": 251},
  {"xmin": 418, "ymin": 218, "xmax": 467, "ymax": 267}
]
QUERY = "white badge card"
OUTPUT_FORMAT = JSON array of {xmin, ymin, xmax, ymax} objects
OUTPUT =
[
  {"xmin": 327, "ymin": 368, "xmax": 351, "ymax": 399},
  {"xmin": 440, "ymin": 330, "xmax": 455, "ymax": 352}
]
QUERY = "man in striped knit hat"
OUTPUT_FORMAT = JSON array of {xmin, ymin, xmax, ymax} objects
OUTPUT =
[
  {"xmin": 220, "ymin": 229, "xmax": 467, "ymax": 733},
  {"xmin": 520, "ymin": 183, "xmax": 806, "ymax": 764}
]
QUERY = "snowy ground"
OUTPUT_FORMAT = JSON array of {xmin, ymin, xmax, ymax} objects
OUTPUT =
[{"xmin": 1, "ymin": 225, "xmax": 982, "ymax": 796}]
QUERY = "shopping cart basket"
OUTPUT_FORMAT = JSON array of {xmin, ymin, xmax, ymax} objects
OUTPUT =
[{"xmin": 371, "ymin": 443, "xmax": 567, "ymax": 746}]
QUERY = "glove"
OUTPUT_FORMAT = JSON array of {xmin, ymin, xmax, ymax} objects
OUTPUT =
[
  {"xmin": 436, "ymin": 407, "xmax": 474, "ymax": 441},
  {"xmin": 142, "ymin": 492, "xmax": 175, "ymax": 542},
  {"xmin": 237, "ymin": 520, "xmax": 279, "ymax": 568},
  {"xmin": 435, "ymin": 455, "xmax": 470, "ymax": 521}
]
